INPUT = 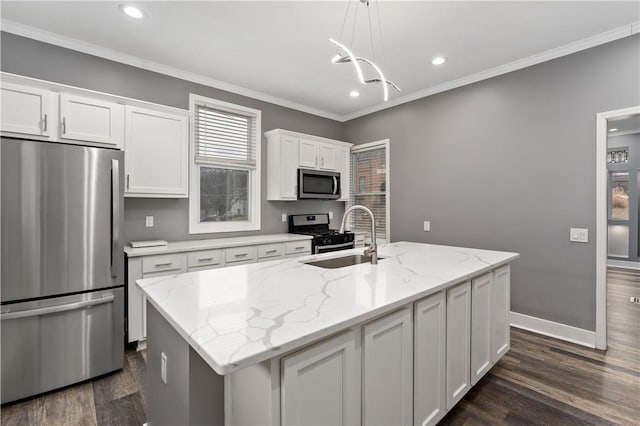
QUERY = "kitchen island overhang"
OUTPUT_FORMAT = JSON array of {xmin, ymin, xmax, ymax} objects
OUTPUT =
[{"xmin": 138, "ymin": 241, "xmax": 519, "ymax": 425}]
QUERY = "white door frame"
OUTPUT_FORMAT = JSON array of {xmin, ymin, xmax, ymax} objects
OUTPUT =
[{"xmin": 595, "ymin": 105, "xmax": 640, "ymax": 350}]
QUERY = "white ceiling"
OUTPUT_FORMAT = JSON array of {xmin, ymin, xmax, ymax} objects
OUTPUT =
[
  {"xmin": 609, "ymin": 114, "xmax": 640, "ymax": 136},
  {"xmin": 2, "ymin": 1, "xmax": 639, "ymax": 121}
]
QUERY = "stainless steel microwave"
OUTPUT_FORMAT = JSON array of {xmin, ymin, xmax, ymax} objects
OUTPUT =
[{"xmin": 298, "ymin": 168, "xmax": 341, "ymax": 200}]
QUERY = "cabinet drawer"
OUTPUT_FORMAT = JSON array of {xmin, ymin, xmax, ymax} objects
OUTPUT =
[
  {"xmin": 141, "ymin": 254, "xmax": 183, "ymax": 274},
  {"xmin": 187, "ymin": 250, "xmax": 223, "ymax": 268},
  {"xmin": 225, "ymin": 246, "xmax": 257, "ymax": 264},
  {"xmin": 257, "ymin": 243, "xmax": 283, "ymax": 259},
  {"xmin": 284, "ymin": 240, "xmax": 311, "ymax": 255}
]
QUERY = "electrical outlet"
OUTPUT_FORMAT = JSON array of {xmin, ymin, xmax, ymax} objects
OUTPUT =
[
  {"xmin": 570, "ymin": 227, "xmax": 588, "ymax": 243},
  {"xmin": 329, "ymin": 211, "xmax": 334, "ymax": 220},
  {"xmin": 145, "ymin": 216, "xmax": 154, "ymax": 227},
  {"xmin": 161, "ymin": 353, "xmax": 167, "ymax": 384},
  {"xmin": 281, "ymin": 213, "xmax": 287, "ymax": 223},
  {"xmin": 423, "ymin": 221, "xmax": 430, "ymax": 231}
]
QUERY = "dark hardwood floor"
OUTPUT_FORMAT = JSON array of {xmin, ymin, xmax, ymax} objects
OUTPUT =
[{"xmin": 2, "ymin": 267, "xmax": 638, "ymax": 425}]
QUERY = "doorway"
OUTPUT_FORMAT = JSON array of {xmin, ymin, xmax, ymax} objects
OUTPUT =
[{"xmin": 595, "ymin": 106, "xmax": 640, "ymax": 350}]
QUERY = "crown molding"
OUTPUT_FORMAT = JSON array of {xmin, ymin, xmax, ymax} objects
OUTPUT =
[
  {"xmin": 2, "ymin": 19, "xmax": 638, "ymax": 124},
  {"xmin": 0, "ymin": 19, "xmax": 344, "ymax": 122},
  {"xmin": 342, "ymin": 21, "xmax": 640, "ymax": 121}
]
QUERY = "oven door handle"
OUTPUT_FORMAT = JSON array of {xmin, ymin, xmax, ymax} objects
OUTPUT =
[
  {"xmin": 333, "ymin": 176, "xmax": 339, "ymax": 195},
  {"xmin": 315, "ymin": 241, "xmax": 355, "ymax": 253}
]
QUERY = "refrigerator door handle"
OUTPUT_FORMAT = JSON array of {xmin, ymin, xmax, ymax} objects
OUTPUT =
[
  {"xmin": 111, "ymin": 159, "xmax": 121, "ymax": 278},
  {"xmin": 0, "ymin": 294, "xmax": 115, "ymax": 321}
]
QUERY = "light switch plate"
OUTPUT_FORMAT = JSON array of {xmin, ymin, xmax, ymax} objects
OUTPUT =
[
  {"xmin": 281, "ymin": 213, "xmax": 287, "ymax": 223},
  {"xmin": 329, "ymin": 211, "xmax": 334, "ymax": 220},
  {"xmin": 423, "ymin": 221, "xmax": 430, "ymax": 231},
  {"xmin": 145, "ymin": 216, "xmax": 154, "ymax": 227},
  {"xmin": 570, "ymin": 227, "xmax": 588, "ymax": 243}
]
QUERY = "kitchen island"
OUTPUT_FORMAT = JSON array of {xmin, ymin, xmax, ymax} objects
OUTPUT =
[{"xmin": 137, "ymin": 241, "xmax": 519, "ymax": 426}]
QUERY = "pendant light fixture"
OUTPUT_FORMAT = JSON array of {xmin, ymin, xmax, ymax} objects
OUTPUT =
[{"xmin": 329, "ymin": 0, "xmax": 400, "ymax": 102}]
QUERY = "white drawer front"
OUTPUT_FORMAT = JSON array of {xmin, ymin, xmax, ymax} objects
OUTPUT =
[
  {"xmin": 284, "ymin": 240, "xmax": 311, "ymax": 255},
  {"xmin": 142, "ymin": 254, "xmax": 183, "ymax": 274},
  {"xmin": 257, "ymin": 243, "xmax": 283, "ymax": 259},
  {"xmin": 225, "ymin": 246, "xmax": 257, "ymax": 264},
  {"xmin": 187, "ymin": 250, "xmax": 224, "ymax": 268}
]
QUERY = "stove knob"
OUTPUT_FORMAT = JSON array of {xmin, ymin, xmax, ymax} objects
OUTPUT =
[{"xmin": 323, "ymin": 237, "xmax": 332, "ymax": 245}]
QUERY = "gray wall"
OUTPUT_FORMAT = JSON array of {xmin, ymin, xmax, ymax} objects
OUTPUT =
[
  {"xmin": 343, "ymin": 35, "xmax": 640, "ymax": 331},
  {"xmin": 0, "ymin": 32, "xmax": 347, "ymax": 242}
]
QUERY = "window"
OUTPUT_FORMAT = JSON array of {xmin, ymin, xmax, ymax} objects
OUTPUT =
[
  {"xmin": 189, "ymin": 94, "xmax": 261, "ymax": 233},
  {"xmin": 350, "ymin": 140, "xmax": 390, "ymax": 243}
]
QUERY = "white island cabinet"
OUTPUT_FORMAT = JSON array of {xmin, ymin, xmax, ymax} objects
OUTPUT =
[
  {"xmin": 281, "ymin": 331, "xmax": 360, "ymax": 426},
  {"xmin": 137, "ymin": 242, "xmax": 518, "ymax": 425}
]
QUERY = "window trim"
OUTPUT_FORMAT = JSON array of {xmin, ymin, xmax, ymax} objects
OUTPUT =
[
  {"xmin": 188, "ymin": 94, "xmax": 261, "ymax": 234},
  {"xmin": 350, "ymin": 139, "xmax": 390, "ymax": 243}
]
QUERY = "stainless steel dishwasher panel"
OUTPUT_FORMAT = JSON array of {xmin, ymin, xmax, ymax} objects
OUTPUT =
[{"xmin": 0, "ymin": 288, "xmax": 124, "ymax": 404}]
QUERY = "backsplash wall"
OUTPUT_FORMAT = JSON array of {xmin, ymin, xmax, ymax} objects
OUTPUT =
[{"xmin": 0, "ymin": 32, "xmax": 347, "ymax": 242}]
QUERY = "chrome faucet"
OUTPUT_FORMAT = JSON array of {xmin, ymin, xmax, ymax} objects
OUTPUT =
[{"xmin": 339, "ymin": 205, "xmax": 378, "ymax": 265}]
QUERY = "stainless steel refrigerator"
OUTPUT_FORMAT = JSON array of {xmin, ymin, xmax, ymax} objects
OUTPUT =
[{"xmin": 1, "ymin": 137, "xmax": 125, "ymax": 404}]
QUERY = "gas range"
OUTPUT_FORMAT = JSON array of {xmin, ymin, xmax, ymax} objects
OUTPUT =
[{"xmin": 288, "ymin": 214, "xmax": 355, "ymax": 254}]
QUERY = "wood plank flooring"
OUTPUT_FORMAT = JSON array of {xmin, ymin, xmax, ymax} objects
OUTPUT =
[{"xmin": 1, "ymin": 267, "xmax": 638, "ymax": 425}]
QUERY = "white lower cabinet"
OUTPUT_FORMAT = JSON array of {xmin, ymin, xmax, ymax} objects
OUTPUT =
[
  {"xmin": 281, "ymin": 330, "xmax": 360, "ymax": 426},
  {"xmin": 492, "ymin": 265, "xmax": 511, "ymax": 362},
  {"xmin": 445, "ymin": 281, "xmax": 472, "ymax": 410},
  {"xmin": 471, "ymin": 272, "xmax": 493, "ymax": 385},
  {"xmin": 414, "ymin": 291, "xmax": 447, "ymax": 426},
  {"xmin": 362, "ymin": 308, "xmax": 413, "ymax": 426}
]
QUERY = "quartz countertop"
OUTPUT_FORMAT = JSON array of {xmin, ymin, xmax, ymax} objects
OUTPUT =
[
  {"xmin": 136, "ymin": 242, "xmax": 519, "ymax": 375},
  {"xmin": 124, "ymin": 233, "xmax": 312, "ymax": 257}
]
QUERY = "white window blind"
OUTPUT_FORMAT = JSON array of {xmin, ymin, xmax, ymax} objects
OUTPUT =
[
  {"xmin": 194, "ymin": 103, "xmax": 256, "ymax": 167},
  {"xmin": 350, "ymin": 143, "xmax": 388, "ymax": 241}
]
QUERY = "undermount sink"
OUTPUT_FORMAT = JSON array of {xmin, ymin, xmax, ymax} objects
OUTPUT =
[{"xmin": 303, "ymin": 254, "xmax": 386, "ymax": 269}]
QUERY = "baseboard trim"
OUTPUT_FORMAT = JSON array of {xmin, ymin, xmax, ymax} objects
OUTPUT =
[
  {"xmin": 607, "ymin": 259, "xmax": 640, "ymax": 270},
  {"xmin": 510, "ymin": 312, "xmax": 596, "ymax": 348}
]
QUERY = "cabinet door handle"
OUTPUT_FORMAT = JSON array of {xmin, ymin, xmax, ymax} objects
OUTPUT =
[
  {"xmin": 126, "ymin": 174, "xmax": 130, "ymax": 190},
  {"xmin": 314, "ymin": 156, "xmax": 318, "ymax": 166},
  {"xmin": 235, "ymin": 253, "xmax": 248, "ymax": 258},
  {"xmin": 321, "ymin": 157, "xmax": 324, "ymax": 167},
  {"xmin": 265, "ymin": 249, "xmax": 278, "ymax": 254},
  {"xmin": 155, "ymin": 262, "xmax": 173, "ymax": 267},
  {"xmin": 42, "ymin": 114, "xmax": 48, "ymax": 132},
  {"xmin": 295, "ymin": 246, "xmax": 305, "ymax": 250},
  {"xmin": 198, "ymin": 257, "xmax": 214, "ymax": 262},
  {"xmin": 61, "ymin": 117, "xmax": 66, "ymax": 134}
]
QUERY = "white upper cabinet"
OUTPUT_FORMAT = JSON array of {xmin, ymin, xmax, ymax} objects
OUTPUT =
[
  {"xmin": 1, "ymin": 82, "xmax": 52, "ymax": 138},
  {"xmin": 124, "ymin": 106, "xmax": 189, "ymax": 198},
  {"xmin": 59, "ymin": 93, "xmax": 124, "ymax": 148},
  {"xmin": 267, "ymin": 134, "xmax": 299, "ymax": 200},
  {"xmin": 318, "ymin": 142, "xmax": 336, "ymax": 170},
  {"xmin": 299, "ymin": 138, "xmax": 319, "ymax": 168},
  {"xmin": 265, "ymin": 129, "xmax": 352, "ymax": 201},
  {"xmin": 335, "ymin": 145, "xmax": 350, "ymax": 201}
]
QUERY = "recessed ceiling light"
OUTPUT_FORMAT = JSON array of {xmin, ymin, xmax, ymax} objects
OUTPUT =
[
  {"xmin": 609, "ymin": 128, "xmax": 619, "ymax": 132},
  {"xmin": 349, "ymin": 90, "xmax": 360, "ymax": 97},
  {"xmin": 432, "ymin": 57, "xmax": 446, "ymax": 66},
  {"xmin": 120, "ymin": 4, "xmax": 144, "ymax": 19}
]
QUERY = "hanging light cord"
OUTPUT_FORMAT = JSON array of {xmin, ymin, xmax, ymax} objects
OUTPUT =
[
  {"xmin": 375, "ymin": 0, "xmax": 388, "ymax": 74},
  {"xmin": 338, "ymin": 0, "xmax": 352, "ymax": 43},
  {"xmin": 367, "ymin": 1, "xmax": 375, "ymax": 62}
]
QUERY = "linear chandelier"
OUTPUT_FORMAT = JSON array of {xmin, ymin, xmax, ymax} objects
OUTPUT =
[{"xmin": 329, "ymin": 0, "xmax": 400, "ymax": 102}]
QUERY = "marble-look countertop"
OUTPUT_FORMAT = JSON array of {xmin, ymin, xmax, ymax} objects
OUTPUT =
[
  {"xmin": 124, "ymin": 233, "xmax": 312, "ymax": 257},
  {"xmin": 137, "ymin": 242, "xmax": 519, "ymax": 375}
]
